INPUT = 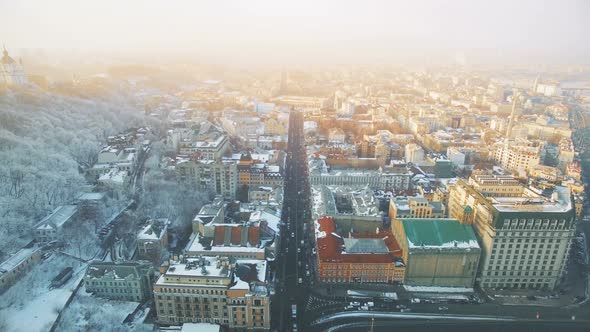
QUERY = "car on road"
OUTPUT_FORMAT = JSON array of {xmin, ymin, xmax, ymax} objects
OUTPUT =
[
  {"xmin": 400, "ymin": 308, "xmax": 412, "ymax": 313},
  {"xmin": 350, "ymin": 301, "xmax": 361, "ymax": 307},
  {"xmin": 396, "ymin": 304, "xmax": 407, "ymax": 309},
  {"xmin": 291, "ymin": 232, "xmax": 295, "ymax": 238},
  {"xmin": 438, "ymin": 306, "xmax": 449, "ymax": 311}
]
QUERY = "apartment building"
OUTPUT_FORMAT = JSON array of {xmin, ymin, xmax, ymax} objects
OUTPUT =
[
  {"xmin": 154, "ymin": 256, "xmax": 270, "ymax": 330},
  {"xmin": 176, "ymin": 159, "xmax": 238, "ymax": 199},
  {"xmin": 448, "ymin": 176, "xmax": 575, "ymax": 290},
  {"xmin": 492, "ymin": 139, "xmax": 543, "ymax": 174}
]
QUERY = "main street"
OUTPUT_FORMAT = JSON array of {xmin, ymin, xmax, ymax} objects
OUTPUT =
[{"xmin": 273, "ymin": 109, "xmax": 314, "ymax": 331}]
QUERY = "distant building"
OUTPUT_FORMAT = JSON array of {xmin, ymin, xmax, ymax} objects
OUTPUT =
[
  {"xmin": 137, "ymin": 219, "xmax": 170, "ymax": 263},
  {"xmin": 154, "ymin": 256, "xmax": 270, "ymax": 329},
  {"xmin": 84, "ymin": 261, "xmax": 155, "ymax": 302},
  {"xmin": 492, "ymin": 139, "xmax": 543, "ymax": 174},
  {"xmin": 389, "ymin": 196, "xmax": 445, "ymax": 220},
  {"xmin": 0, "ymin": 244, "xmax": 42, "ymax": 293},
  {"xmin": 328, "ymin": 128, "xmax": 346, "ymax": 144},
  {"xmin": 391, "ymin": 218, "xmax": 480, "ymax": 287},
  {"xmin": 405, "ymin": 143, "xmax": 425, "ymax": 163},
  {"xmin": 0, "ymin": 46, "xmax": 26, "ymax": 86},
  {"xmin": 176, "ymin": 159, "xmax": 238, "ymax": 199},
  {"xmin": 315, "ymin": 216, "xmax": 405, "ymax": 284}
]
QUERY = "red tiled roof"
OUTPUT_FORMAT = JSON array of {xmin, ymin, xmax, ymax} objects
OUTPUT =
[{"xmin": 316, "ymin": 216, "xmax": 403, "ymax": 264}]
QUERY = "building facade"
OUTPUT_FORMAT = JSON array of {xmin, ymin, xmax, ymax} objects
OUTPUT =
[
  {"xmin": 176, "ymin": 159, "xmax": 238, "ymax": 199},
  {"xmin": 389, "ymin": 196, "xmax": 446, "ymax": 220},
  {"xmin": 154, "ymin": 256, "xmax": 270, "ymax": 330},
  {"xmin": 84, "ymin": 261, "xmax": 155, "ymax": 302},
  {"xmin": 315, "ymin": 217, "xmax": 406, "ymax": 284},
  {"xmin": 448, "ymin": 177, "xmax": 575, "ymax": 290},
  {"xmin": 392, "ymin": 218, "xmax": 480, "ymax": 288}
]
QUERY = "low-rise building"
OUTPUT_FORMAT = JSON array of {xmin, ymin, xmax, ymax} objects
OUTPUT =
[
  {"xmin": 315, "ymin": 216, "xmax": 405, "ymax": 284},
  {"xmin": 34, "ymin": 204, "xmax": 79, "ymax": 242},
  {"xmin": 392, "ymin": 218, "xmax": 480, "ymax": 287},
  {"xmin": 137, "ymin": 219, "xmax": 170, "ymax": 263},
  {"xmin": 0, "ymin": 244, "xmax": 42, "ymax": 293},
  {"xmin": 192, "ymin": 198, "xmax": 225, "ymax": 237},
  {"xmin": 84, "ymin": 261, "xmax": 155, "ymax": 302}
]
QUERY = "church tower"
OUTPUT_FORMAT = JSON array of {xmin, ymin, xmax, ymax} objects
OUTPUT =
[{"xmin": 0, "ymin": 45, "xmax": 27, "ymax": 86}]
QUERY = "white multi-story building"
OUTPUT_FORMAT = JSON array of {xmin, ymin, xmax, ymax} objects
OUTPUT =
[
  {"xmin": 405, "ymin": 143, "xmax": 425, "ymax": 163},
  {"xmin": 492, "ymin": 139, "xmax": 543, "ymax": 174}
]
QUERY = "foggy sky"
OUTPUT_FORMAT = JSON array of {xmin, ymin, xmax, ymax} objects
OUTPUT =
[{"xmin": 1, "ymin": 0, "xmax": 589, "ymax": 65}]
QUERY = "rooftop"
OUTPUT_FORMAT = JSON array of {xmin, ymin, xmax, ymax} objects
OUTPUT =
[
  {"xmin": 399, "ymin": 218, "xmax": 480, "ymax": 250},
  {"xmin": 35, "ymin": 205, "xmax": 78, "ymax": 229},
  {"xmin": 0, "ymin": 245, "xmax": 41, "ymax": 275},
  {"xmin": 316, "ymin": 216, "xmax": 403, "ymax": 264},
  {"xmin": 85, "ymin": 261, "xmax": 152, "ymax": 280}
]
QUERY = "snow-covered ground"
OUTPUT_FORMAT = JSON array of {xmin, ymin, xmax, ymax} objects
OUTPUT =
[
  {"xmin": 404, "ymin": 285, "xmax": 474, "ymax": 293},
  {"xmin": 55, "ymin": 285, "xmax": 149, "ymax": 332},
  {"xmin": 0, "ymin": 254, "xmax": 87, "ymax": 332}
]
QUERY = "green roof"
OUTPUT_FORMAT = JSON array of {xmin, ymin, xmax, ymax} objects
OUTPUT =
[{"xmin": 400, "ymin": 218, "xmax": 480, "ymax": 250}]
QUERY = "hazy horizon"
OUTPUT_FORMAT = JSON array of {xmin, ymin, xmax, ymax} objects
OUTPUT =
[{"xmin": 1, "ymin": 0, "xmax": 590, "ymax": 66}]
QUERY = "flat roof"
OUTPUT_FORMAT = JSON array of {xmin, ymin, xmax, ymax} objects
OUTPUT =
[{"xmin": 400, "ymin": 218, "xmax": 480, "ymax": 250}]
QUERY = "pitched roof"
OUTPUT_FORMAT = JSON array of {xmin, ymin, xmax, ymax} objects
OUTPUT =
[{"xmin": 316, "ymin": 216, "xmax": 403, "ymax": 264}]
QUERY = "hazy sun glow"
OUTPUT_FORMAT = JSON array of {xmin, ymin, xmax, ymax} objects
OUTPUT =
[{"xmin": 1, "ymin": 0, "xmax": 589, "ymax": 64}]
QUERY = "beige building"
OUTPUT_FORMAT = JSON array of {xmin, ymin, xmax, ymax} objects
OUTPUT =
[
  {"xmin": 467, "ymin": 173, "xmax": 523, "ymax": 198},
  {"xmin": 0, "ymin": 245, "xmax": 42, "ymax": 293},
  {"xmin": 448, "ymin": 176, "xmax": 575, "ymax": 290},
  {"xmin": 389, "ymin": 196, "xmax": 445, "ymax": 221},
  {"xmin": 154, "ymin": 256, "xmax": 270, "ymax": 330},
  {"xmin": 492, "ymin": 139, "xmax": 543, "ymax": 174},
  {"xmin": 392, "ymin": 218, "xmax": 480, "ymax": 288}
]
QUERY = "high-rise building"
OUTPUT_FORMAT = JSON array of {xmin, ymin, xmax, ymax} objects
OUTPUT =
[{"xmin": 448, "ymin": 176, "xmax": 575, "ymax": 290}]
